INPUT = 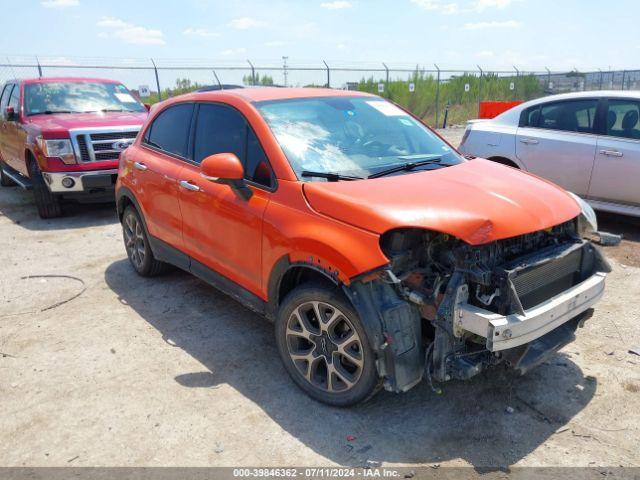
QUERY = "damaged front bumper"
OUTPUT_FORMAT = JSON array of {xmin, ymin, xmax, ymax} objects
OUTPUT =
[
  {"xmin": 348, "ymin": 235, "xmax": 611, "ymax": 392},
  {"xmin": 455, "ymin": 270, "xmax": 606, "ymax": 352}
]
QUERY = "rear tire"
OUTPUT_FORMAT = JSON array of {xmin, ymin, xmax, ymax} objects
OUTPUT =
[
  {"xmin": 122, "ymin": 205, "xmax": 168, "ymax": 277},
  {"xmin": 29, "ymin": 160, "xmax": 62, "ymax": 219},
  {"xmin": 0, "ymin": 162, "xmax": 17, "ymax": 187},
  {"xmin": 275, "ymin": 282, "xmax": 379, "ymax": 407}
]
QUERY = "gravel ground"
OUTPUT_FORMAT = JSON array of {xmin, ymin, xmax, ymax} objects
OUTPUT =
[{"xmin": 1, "ymin": 134, "xmax": 639, "ymax": 467}]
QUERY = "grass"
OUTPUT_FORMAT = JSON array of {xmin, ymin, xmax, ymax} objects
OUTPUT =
[
  {"xmin": 358, "ymin": 71, "xmax": 544, "ymax": 126},
  {"xmin": 141, "ymin": 70, "xmax": 545, "ymax": 127}
]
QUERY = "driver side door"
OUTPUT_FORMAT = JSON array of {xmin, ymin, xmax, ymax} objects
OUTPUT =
[{"xmin": 0, "ymin": 83, "xmax": 21, "ymax": 173}]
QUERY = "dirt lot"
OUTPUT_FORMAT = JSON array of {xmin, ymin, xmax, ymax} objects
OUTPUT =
[{"xmin": 1, "ymin": 133, "xmax": 639, "ymax": 468}]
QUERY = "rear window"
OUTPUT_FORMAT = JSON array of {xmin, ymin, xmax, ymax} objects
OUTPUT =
[
  {"xmin": 520, "ymin": 100, "xmax": 597, "ymax": 133},
  {"xmin": 144, "ymin": 103, "xmax": 194, "ymax": 158}
]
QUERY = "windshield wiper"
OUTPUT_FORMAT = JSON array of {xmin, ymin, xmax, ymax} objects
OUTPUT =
[
  {"xmin": 368, "ymin": 155, "xmax": 443, "ymax": 179},
  {"xmin": 301, "ymin": 170, "xmax": 364, "ymax": 182},
  {"xmin": 28, "ymin": 110, "xmax": 76, "ymax": 116}
]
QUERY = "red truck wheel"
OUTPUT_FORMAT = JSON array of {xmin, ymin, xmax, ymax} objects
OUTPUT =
[{"xmin": 29, "ymin": 161, "xmax": 62, "ymax": 219}]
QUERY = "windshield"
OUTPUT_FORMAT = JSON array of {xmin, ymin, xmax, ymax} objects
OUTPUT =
[
  {"xmin": 256, "ymin": 96, "xmax": 463, "ymax": 180},
  {"xmin": 24, "ymin": 81, "xmax": 146, "ymax": 115}
]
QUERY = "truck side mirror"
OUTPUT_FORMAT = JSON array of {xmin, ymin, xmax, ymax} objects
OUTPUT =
[{"xmin": 5, "ymin": 106, "xmax": 16, "ymax": 120}]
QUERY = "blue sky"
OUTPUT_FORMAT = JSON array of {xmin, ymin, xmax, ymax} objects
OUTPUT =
[{"xmin": 2, "ymin": 0, "xmax": 639, "ymax": 87}]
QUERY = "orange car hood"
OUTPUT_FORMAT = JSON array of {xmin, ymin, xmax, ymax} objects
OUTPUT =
[{"xmin": 302, "ymin": 158, "xmax": 581, "ymax": 245}]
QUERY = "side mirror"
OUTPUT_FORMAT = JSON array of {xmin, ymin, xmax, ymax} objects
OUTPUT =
[
  {"xmin": 5, "ymin": 106, "xmax": 16, "ymax": 120},
  {"xmin": 143, "ymin": 103, "xmax": 151, "ymax": 112},
  {"xmin": 200, "ymin": 153, "xmax": 252, "ymax": 200},
  {"xmin": 201, "ymin": 153, "xmax": 244, "ymax": 181}
]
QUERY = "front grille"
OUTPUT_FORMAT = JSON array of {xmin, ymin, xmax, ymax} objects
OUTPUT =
[
  {"xmin": 77, "ymin": 135, "xmax": 90, "ymax": 162},
  {"xmin": 496, "ymin": 241, "xmax": 594, "ymax": 311},
  {"xmin": 70, "ymin": 128, "xmax": 140, "ymax": 163},
  {"xmin": 89, "ymin": 131, "xmax": 138, "ymax": 142},
  {"xmin": 512, "ymin": 248, "xmax": 582, "ymax": 299}
]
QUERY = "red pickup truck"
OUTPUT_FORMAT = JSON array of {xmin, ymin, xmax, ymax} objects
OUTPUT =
[{"xmin": 0, "ymin": 77, "xmax": 147, "ymax": 218}]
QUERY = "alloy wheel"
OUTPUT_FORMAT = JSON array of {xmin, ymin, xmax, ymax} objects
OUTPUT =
[
  {"xmin": 124, "ymin": 213, "xmax": 146, "ymax": 270},
  {"xmin": 285, "ymin": 301, "xmax": 364, "ymax": 393}
]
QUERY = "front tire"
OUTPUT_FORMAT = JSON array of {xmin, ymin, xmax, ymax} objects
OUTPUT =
[
  {"xmin": 29, "ymin": 160, "xmax": 62, "ymax": 219},
  {"xmin": 122, "ymin": 206, "xmax": 168, "ymax": 277},
  {"xmin": 275, "ymin": 283, "xmax": 379, "ymax": 406}
]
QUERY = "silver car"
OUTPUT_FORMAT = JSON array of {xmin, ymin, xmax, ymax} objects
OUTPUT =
[{"xmin": 459, "ymin": 91, "xmax": 640, "ymax": 217}]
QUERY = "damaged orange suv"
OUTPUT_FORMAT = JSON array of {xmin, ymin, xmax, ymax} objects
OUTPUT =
[{"xmin": 116, "ymin": 88, "xmax": 610, "ymax": 406}]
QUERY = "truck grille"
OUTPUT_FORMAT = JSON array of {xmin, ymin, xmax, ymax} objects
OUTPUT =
[{"xmin": 70, "ymin": 128, "xmax": 140, "ymax": 163}]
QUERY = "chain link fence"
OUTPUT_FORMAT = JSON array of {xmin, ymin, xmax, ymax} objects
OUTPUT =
[{"xmin": 1, "ymin": 56, "xmax": 638, "ymax": 127}]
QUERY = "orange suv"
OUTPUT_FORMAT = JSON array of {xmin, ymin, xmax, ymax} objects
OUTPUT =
[{"xmin": 116, "ymin": 88, "xmax": 610, "ymax": 406}]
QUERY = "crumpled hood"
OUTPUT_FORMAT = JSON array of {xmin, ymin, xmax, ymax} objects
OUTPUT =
[
  {"xmin": 302, "ymin": 158, "xmax": 581, "ymax": 245},
  {"xmin": 25, "ymin": 111, "xmax": 147, "ymax": 134}
]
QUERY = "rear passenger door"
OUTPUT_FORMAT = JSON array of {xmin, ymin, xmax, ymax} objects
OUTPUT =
[
  {"xmin": 136, "ymin": 103, "xmax": 194, "ymax": 253},
  {"xmin": 178, "ymin": 102, "xmax": 275, "ymax": 297},
  {"xmin": 588, "ymin": 98, "xmax": 640, "ymax": 206},
  {"xmin": 515, "ymin": 99, "xmax": 598, "ymax": 195}
]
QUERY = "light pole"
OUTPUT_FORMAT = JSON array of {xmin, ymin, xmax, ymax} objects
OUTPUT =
[{"xmin": 282, "ymin": 56, "xmax": 289, "ymax": 87}]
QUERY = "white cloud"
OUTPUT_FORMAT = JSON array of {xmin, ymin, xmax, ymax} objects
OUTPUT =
[
  {"xmin": 410, "ymin": 0, "xmax": 459, "ymax": 13},
  {"xmin": 97, "ymin": 17, "xmax": 165, "ymax": 45},
  {"xmin": 220, "ymin": 47, "xmax": 247, "ymax": 56},
  {"xmin": 183, "ymin": 27, "xmax": 219, "ymax": 37},
  {"xmin": 265, "ymin": 40, "xmax": 285, "ymax": 47},
  {"xmin": 464, "ymin": 19, "xmax": 521, "ymax": 29},
  {"xmin": 229, "ymin": 17, "xmax": 266, "ymax": 29},
  {"xmin": 41, "ymin": 0, "xmax": 79, "ymax": 8},
  {"xmin": 441, "ymin": 3, "xmax": 459, "ymax": 14},
  {"xmin": 410, "ymin": 0, "xmax": 441, "ymax": 9},
  {"xmin": 320, "ymin": 1, "xmax": 352, "ymax": 9},
  {"xmin": 411, "ymin": 0, "xmax": 517, "ymax": 14},
  {"xmin": 475, "ymin": 50, "xmax": 495, "ymax": 57},
  {"xmin": 474, "ymin": 0, "xmax": 513, "ymax": 10},
  {"xmin": 336, "ymin": 43, "xmax": 347, "ymax": 49}
]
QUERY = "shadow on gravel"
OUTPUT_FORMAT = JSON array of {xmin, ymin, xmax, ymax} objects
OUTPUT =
[
  {"xmin": 0, "ymin": 187, "xmax": 117, "ymax": 231},
  {"xmin": 105, "ymin": 259, "xmax": 596, "ymax": 468},
  {"xmin": 598, "ymin": 212, "xmax": 640, "ymax": 243},
  {"xmin": 596, "ymin": 211, "xmax": 640, "ymax": 267}
]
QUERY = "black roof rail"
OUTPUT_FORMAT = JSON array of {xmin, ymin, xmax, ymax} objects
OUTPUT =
[{"xmin": 196, "ymin": 84, "xmax": 245, "ymax": 92}]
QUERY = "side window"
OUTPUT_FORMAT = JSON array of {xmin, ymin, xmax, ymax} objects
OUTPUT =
[
  {"xmin": 193, "ymin": 104, "xmax": 246, "ymax": 164},
  {"xmin": 246, "ymin": 129, "xmax": 274, "ymax": 188},
  {"xmin": 8, "ymin": 85, "xmax": 20, "ymax": 112},
  {"xmin": 520, "ymin": 106, "xmax": 541, "ymax": 127},
  {"xmin": 144, "ymin": 103, "xmax": 194, "ymax": 157},
  {"xmin": 194, "ymin": 103, "xmax": 275, "ymax": 188},
  {"xmin": 0, "ymin": 84, "xmax": 13, "ymax": 117},
  {"xmin": 539, "ymin": 100, "xmax": 597, "ymax": 133},
  {"xmin": 0, "ymin": 85, "xmax": 9, "ymax": 109},
  {"xmin": 606, "ymin": 100, "xmax": 640, "ymax": 140}
]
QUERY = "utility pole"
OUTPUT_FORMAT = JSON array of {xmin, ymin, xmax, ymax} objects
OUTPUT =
[
  {"xmin": 323, "ymin": 60, "xmax": 330, "ymax": 88},
  {"xmin": 477, "ymin": 65, "xmax": 483, "ymax": 117},
  {"xmin": 247, "ymin": 59, "xmax": 256, "ymax": 86},
  {"xmin": 434, "ymin": 64, "xmax": 441, "ymax": 129},
  {"xmin": 282, "ymin": 56, "xmax": 289, "ymax": 87}
]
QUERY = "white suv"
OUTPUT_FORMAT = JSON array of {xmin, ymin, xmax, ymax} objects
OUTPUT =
[{"xmin": 459, "ymin": 91, "xmax": 640, "ymax": 217}]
